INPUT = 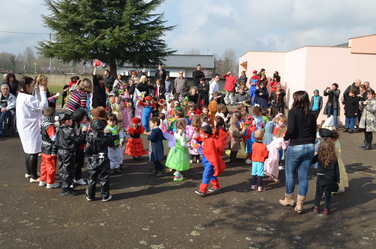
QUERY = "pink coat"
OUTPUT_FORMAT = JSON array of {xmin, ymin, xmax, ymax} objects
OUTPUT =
[{"xmin": 264, "ymin": 137, "xmax": 287, "ymax": 179}]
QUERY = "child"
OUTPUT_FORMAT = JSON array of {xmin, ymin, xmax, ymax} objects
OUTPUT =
[
  {"xmin": 85, "ymin": 111, "xmax": 115, "ymax": 202},
  {"xmin": 120, "ymin": 97, "xmax": 132, "ymax": 132},
  {"xmin": 312, "ymin": 128, "xmax": 340, "ymax": 215},
  {"xmin": 105, "ymin": 114, "xmax": 123, "ymax": 175},
  {"xmin": 264, "ymin": 127, "xmax": 287, "ymax": 182},
  {"xmin": 250, "ymin": 130, "xmax": 269, "ymax": 192},
  {"xmin": 54, "ymin": 111, "xmax": 86, "ymax": 196},
  {"xmin": 186, "ymin": 115, "xmax": 202, "ymax": 164},
  {"xmin": 72, "ymin": 108, "xmax": 90, "ymax": 186},
  {"xmin": 243, "ymin": 115, "xmax": 256, "ymax": 164},
  {"xmin": 194, "ymin": 125, "xmax": 226, "ymax": 196},
  {"xmin": 208, "ymin": 93, "xmax": 218, "ymax": 126},
  {"xmin": 142, "ymin": 96, "xmax": 154, "ymax": 132},
  {"xmin": 38, "ymin": 107, "xmax": 60, "ymax": 189},
  {"xmin": 147, "ymin": 117, "xmax": 166, "ymax": 176},
  {"xmin": 125, "ymin": 117, "xmax": 148, "ymax": 159},
  {"xmin": 165, "ymin": 119, "xmax": 190, "ymax": 182},
  {"xmin": 263, "ymin": 118, "xmax": 276, "ymax": 146},
  {"xmin": 228, "ymin": 116, "xmax": 242, "ymax": 163}
]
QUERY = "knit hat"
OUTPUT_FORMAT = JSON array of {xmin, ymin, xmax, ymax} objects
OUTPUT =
[{"xmin": 132, "ymin": 117, "xmax": 141, "ymax": 124}]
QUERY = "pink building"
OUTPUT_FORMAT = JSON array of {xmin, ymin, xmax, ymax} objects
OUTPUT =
[{"xmin": 239, "ymin": 34, "xmax": 376, "ymax": 122}]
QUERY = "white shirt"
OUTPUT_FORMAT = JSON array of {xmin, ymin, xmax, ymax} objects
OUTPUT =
[
  {"xmin": 209, "ymin": 80, "xmax": 219, "ymax": 100},
  {"xmin": 16, "ymin": 90, "xmax": 48, "ymax": 154}
]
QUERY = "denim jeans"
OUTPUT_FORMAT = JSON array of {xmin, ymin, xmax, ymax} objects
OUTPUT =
[
  {"xmin": 345, "ymin": 117, "xmax": 357, "ymax": 130},
  {"xmin": 329, "ymin": 108, "xmax": 339, "ymax": 128},
  {"xmin": 285, "ymin": 143, "xmax": 315, "ymax": 196},
  {"xmin": 0, "ymin": 111, "xmax": 11, "ymax": 135}
]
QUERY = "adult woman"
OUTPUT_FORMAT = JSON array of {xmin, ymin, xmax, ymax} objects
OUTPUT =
[
  {"xmin": 359, "ymin": 89, "xmax": 376, "ymax": 150},
  {"xmin": 270, "ymin": 84, "xmax": 286, "ymax": 116},
  {"xmin": 254, "ymin": 82, "xmax": 269, "ymax": 108},
  {"xmin": 5, "ymin": 73, "xmax": 19, "ymax": 96},
  {"xmin": 279, "ymin": 91, "xmax": 316, "ymax": 213},
  {"xmin": 64, "ymin": 78, "xmax": 92, "ymax": 113},
  {"xmin": 324, "ymin": 83, "xmax": 340, "ymax": 128},
  {"xmin": 92, "ymin": 67, "xmax": 107, "ymax": 108},
  {"xmin": 16, "ymin": 76, "xmax": 49, "ymax": 182}
]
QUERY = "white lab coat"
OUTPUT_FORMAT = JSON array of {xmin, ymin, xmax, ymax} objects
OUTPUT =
[{"xmin": 16, "ymin": 90, "xmax": 48, "ymax": 154}]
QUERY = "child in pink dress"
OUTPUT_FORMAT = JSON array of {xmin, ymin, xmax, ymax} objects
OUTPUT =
[
  {"xmin": 186, "ymin": 116, "xmax": 202, "ymax": 164},
  {"xmin": 264, "ymin": 127, "xmax": 287, "ymax": 182}
]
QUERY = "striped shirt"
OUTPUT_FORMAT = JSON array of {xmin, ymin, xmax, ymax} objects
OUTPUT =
[{"xmin": 65, "ymin": 89, "xmax": 88, "ymax": 112}]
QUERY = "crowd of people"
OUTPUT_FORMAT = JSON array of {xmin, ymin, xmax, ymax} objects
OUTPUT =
[{"xmin": 2, "ymin": 64, "xmax": 374, "ymax": 215}]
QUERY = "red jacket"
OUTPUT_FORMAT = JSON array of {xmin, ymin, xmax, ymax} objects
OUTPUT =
[
  {"xmin": 252, "ymin": 142, "xmax": 269, "ymax": 163},
  {"xmin": 203, "ymin": 136, "xmax": 226, "ymax": 176},
  {"xmin": 223, "ymin": 74, "xmax": 237, "ymax": 92}
]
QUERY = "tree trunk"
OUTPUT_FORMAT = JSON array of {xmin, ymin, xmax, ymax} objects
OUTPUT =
[{"xmin": 109, "ymin": 61, "xmax": 117, "ymax": 77}]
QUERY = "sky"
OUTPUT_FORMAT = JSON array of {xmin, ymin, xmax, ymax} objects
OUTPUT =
[{"xmin": 1, "ymin": 0, "xmax": 376, "ymax": 58}]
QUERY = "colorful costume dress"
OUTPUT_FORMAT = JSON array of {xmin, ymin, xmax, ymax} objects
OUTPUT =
[
  {"xmin": 264, "ymin": 137, "xmax": 287, "ymax": 180},
  {"xmin": 165, "ymin": 132, "xmax": 190, "ymax": 172},
  {"xmin": 125, "ymin": 125, "xmax": 148, "ymax": 157},
  {"xmin": 186, "ymin": 125, "xmax": 200, "ymax": 156},
  {"xmin": 198, "ymin": 136, "xmax": 226, "ymax": 194}
]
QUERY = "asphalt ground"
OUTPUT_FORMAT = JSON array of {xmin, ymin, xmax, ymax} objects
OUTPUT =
[{"xmin": 0, "ymin": 132, "xmax": 375, "ymax": 249}]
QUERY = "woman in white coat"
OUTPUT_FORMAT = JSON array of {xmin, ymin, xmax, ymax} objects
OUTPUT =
[{"xmin": 16, "ymin": 76, "xmax": 48, "ymax": 182}]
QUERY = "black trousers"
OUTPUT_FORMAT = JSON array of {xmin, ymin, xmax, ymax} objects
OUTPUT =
[
  {"xmin": 314, "ymin": 181, "xmax": 332, "ymax": 209},
  {"xmin": 230, "ymin": 151, "xmax": 238, "ymax": 162},
  {"xmin": 251, "ymin": 176, "xmax": 263, "ymax": 187},
  {"xmin": 86, "ymin": 162, "xmax": 110, "ymax": 199},
  {"xmin": 153, "ymin": 160, "xmax": 164, "ymax": 172},
  {"xmin": 75, "ymin": 149, "xmax": 85, "ymax": 180},
  {"xmin": 24, "ymin": 153, "xmax": 39, "ymax": 179},
  {"xmin": 57, "ymin": 150, "xmax": 76, "ymax": 191},
  {"xmin": 364, "ymin": 131, "xmax": 373, "ymax": 147}
]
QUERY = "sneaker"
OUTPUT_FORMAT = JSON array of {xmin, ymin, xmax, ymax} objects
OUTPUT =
[
  {"xmin": 73, "ymin": 178, "xmax": 87, "ymax": 185},
  {"xmin": 208, "ymin": 188, "xmax": 219, "ymax": 193},
  {"xmin": 245, "ymin": 159, "xmax": 252, "ymax": 164},
  {"xmin": 250, "ymin": 185, "xmax": 256, "ymax": 190},
  {"xmin": 46, "ymin": 183, "xmax": 61, "ymax": 189},
  {"xmin": 25, "ymin": 173, "xmax": 31, "ymax": 179},
  {"xmin": 38, "ymin": 181, "xmax": 47, "ymax": 187},
  {"xmin": 313, "ymin": 206, "xmax": 320, "ymax": 214},
  {"xmin": 257, "ymin": 186, "xmax": 263, "ymax": 192},
  {"xmin": 173, "ymin": 176, "xmax": 184, "ymax": 182},
  {"xmin": 194, "ymin": 190, "xmax": 206, "ymax": 197},
  {"xmin": 86, "ymin": 195, "xmax": 94, "ymax": 201},
  {"xmin": 190, "ymin": 160, "xmax": 193, "ymax": 164},
  {"xmin": 29, "ymin": 178, "xmax": 39, "ymax": 183},
  {"xmin": 102, "ymin": 195, "xmax": 112, "ymax": 202}
]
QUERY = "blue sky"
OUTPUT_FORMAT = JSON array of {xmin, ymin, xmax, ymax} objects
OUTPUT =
[{"xmin": 1, "ymin": 0, "xmax": 376, "ymax": 58}]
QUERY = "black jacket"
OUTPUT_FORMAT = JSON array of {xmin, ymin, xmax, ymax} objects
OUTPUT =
[
  {"xmin": 198, "ymin": 82, "xmax": 209, "ymax": 105},
  {"xmin": 54, "ymin": 125, "xmax": 86, "ymax": 153},
  {"xmin": 148, "ymin": 127, "xmax": 165, "ymax": 162},
  {"xmin": 284, "ymin": 108, "xmax": 317, "ymax": 146},
  {"xmin": 192, "ymin": 70, "xmax": 205, "ymax": 86},
  {"xmin": 41, "ymin": 119, "xmax": 56, "ymax": 155},
  {"xmin": 344, "ymin": 96, "xmax": 361, "ymax": 117},
  {"xmin": 155, "ymin": 69, "xmax": 167, "ymax": 85},
  {"xmin": 313, "ymin": 155, "xmax": 340, "ymax": 192},
  {"xmin": 92, "ymin": 75, "xmax": 107, "ymax": 108},
  {"xmin": 324, "ymin": 89, "xmax": 340, "ymax": 115}
]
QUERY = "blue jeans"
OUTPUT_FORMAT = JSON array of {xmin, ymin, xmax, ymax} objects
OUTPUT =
[
  {"xmin": 0, "ymin": 111, "xmax": 11, "ymax": 135},
  {"xmin": 285, "ymin": 143, "xmax": 315, "ymax": 196},
  {"xmin": 345, "ymin": 117, "xmax": 357, "ymax": 130},
  {"xmin": 329, "ymin": 108, "xmax": 339, "ymax": 128}
]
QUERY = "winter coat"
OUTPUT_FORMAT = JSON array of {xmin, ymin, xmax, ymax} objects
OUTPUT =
[
  {"xmin": 0, "ymin": 92, "xmax": 16, "ymax": 110},
  {"xmin": 92, "ymin": 75, "xmax": 107, "ymax": 108},
  {"xmin": 344, "ymin": 96, "xmax": 361, "ymax": 118},
  {"xmin": 148, "ymin": 127, "xmax": 165, "ymax": 161},
  {"xmin": 229, "ymin": 126, "xmax": 242, "ymax": 151},
  {"xmin": 16, "ymin": 91, "xmax": 48, "ymax": 154},
  {"xmin": 192, "ymin": 70, "xmax": 205, "ymax": 86},
  {"xmin": 54, "ymin": 125, "xmax": 86, "ymax": 153},
  {"xmin": 359, "ymin": 98, "xmax": 376, "ymax": 132},
  {"xmin": 324, "ymin": 89, "xmax": 340, "ymax": 116},
  {"xmin": 254, "ymin": 87, "xmax": 269, "ymax": 108}
]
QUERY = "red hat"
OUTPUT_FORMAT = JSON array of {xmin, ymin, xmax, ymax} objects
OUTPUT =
[
  {"xmin": 145, "ymin": 96, "xmax": 153, "ymax": 101},
  {"xmin": 132, "ymin": 117, "xmax": 141, "ymax": 124},
  {"xmin": 253, "ymin": 70, "xmax": 257, "ymax": 74},
  {"xmin": 244, "ymin": 115, "xmax": 254, "ymax": 125},
  {"xmin": 159, "ymin": 99, "xmax": 165, "ymax": 105}
]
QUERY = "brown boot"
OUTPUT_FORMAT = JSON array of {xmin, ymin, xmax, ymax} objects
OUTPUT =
[
  {"xmin": 294, "ymin": 195, "xmax": 306, "ymax": 214},
  {"xmin": 279, "ymin": 194, "xmax": 295, "ymax": 207}
]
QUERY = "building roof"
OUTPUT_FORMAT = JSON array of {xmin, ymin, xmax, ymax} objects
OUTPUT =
[
  {"xmin": 349, "ymin": 34, "xmax": 376, "ymax": 40},
  {"xmin": 121, "ymin": 54, "xmax": 215, "ymax": 69}
]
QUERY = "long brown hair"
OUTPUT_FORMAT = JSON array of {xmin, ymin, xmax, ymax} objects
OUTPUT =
[
  {"xmin": 292, "ymin": 91, "xmax": 310, "ymax": 115},
  {"xmin": 318, "ymin": 138, "xmax": 337, "ymax": 168}
]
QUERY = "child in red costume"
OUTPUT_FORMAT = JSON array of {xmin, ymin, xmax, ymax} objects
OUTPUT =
[
  {"xmin": 194, "ymin": 125, "xmax": 226, "ymax": 197},
  {"xmin": 125, "ymin": 117, "xmax": 148, "ymax": 159},
  {"xmin": 251, "ymin": 129, "xmax": 269, "ymax": 192}
]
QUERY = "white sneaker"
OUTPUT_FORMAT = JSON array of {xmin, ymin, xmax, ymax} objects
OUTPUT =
[
  {"xmin": 102, "ymin": 195, "xmax": 112, "ymax": 202},
  {"xmin": 245, "ymin": 159, "xmax": 252, "ymax": 164},
  {"xmin": 38, "ymin": 181, "xmax": 47, "ymax": 187},
  {"xmin": 46, "ymin": 183, "xmax": 61, "ymax": 189},
  {"xmin": 29, "ymin": 178, "xmax": 39, "ymax": 183},
  {"xmin": 73, "ymin": 178, "xmax": 87, "ymax": 185},
  {"xmin": 25, "ymin": 173, "xmax": 31, "ymax": 179}
]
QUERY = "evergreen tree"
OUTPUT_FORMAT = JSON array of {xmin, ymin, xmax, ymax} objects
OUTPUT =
[{"xmin": 39, "ymin": 0, "xmax": 174, "ymax": 75}]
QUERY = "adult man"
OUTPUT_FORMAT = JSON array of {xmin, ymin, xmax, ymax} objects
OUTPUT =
[
  {"xmin": 174, "ymin": 72, "xmax": 186, "ymax": 97},
  {"xmin": 104, "ymin": 69, "xmax": 116, "ymax": 93},
  {"xmin": 155, "ymin": 64, "xmax": 167, "ymax": 86},
  {"xmin": 209, "ymin": 74, "xmax": 220, "ymax": 101},
  {"xmin": 165, "ymin": 76, "xmax": 173, "ymax": 96},
  {"xmin": 192, "ymin": 64, "xmax": 205, "ymax": 87},
  {"xmin": 343, "ymin": 79, "xmax": 361, "ymax": 102},
  {"xmin": 223, "ymin": 72, "xmax": 237, "ymax": 105},
  {"xmin": 0, "ymin": 84, "xmax": 16, "ymax": 136},
  {"xmin": 324, "ymin": 83, "xmax": 341, "ymax": 128}
]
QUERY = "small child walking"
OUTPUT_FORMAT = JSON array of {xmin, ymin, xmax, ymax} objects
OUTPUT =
[
  {"xmin": 250, "ymin": 130, "xmax": 269, "ymax": 192},
  {"xmin": 165, "ymin": 119, "xmax": 190, "ymax": 182},
  {"xmin": 312, "ymin": 129, "xmax": 340, "ymax": 215},
  {"xmin": 147, "ymin": 117, "xmax": 166, "ymax": 176},
  {"xmin": 105, "ymin": 114, "xmax": 124, "ymax": 175},
  {"xmin": 38, "ymin": 107, "xmax": 60, "ymax": 189}
]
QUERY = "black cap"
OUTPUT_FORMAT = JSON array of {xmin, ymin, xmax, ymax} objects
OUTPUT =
[
  {"xmin": 319, "ymin": 128, "xmax": 336, "ymax": 138},
  {"xmin": 57, "ymin": 111, "xmax": 72, "ymax": 122}
]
